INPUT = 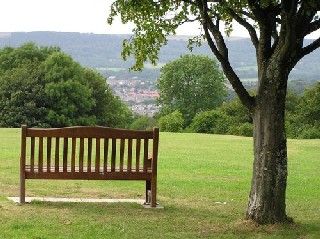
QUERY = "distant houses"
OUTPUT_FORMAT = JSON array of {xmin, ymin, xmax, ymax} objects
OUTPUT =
[{"xmin": 107, "ymin": 77, "xmax": 160, "ymax": 116}]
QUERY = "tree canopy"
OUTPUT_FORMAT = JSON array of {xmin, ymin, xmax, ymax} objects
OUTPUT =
[
  {"xmin": 157, "ymin": 54, "xmax": 227, "ymax": 126},
  {"xmin": 0, "ymin": 43, "xmax": 132, "ymax": 128}
]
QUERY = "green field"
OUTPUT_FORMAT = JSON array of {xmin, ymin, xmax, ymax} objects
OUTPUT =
[{"xmin": 0, "ymin": 128, "xmax": 319, "ymax": 238}]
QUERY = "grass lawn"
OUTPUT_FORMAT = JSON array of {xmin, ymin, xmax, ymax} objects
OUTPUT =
[{"xmin": 0, "ymin": 128, "xmax": 319, "ymax": 238}]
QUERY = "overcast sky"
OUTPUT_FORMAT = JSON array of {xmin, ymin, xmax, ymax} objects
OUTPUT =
[
  {"xmin": 0, "ymin": 0, "xmax": 319, "ymax": 38},
  {"xmin": 0, "ymin": 0, "xmax": 127, "ymax": 34},
  {"xmin": 0, "ymin": 0, "xmax": 204, "ymax": 35},
  {"xmin": 0, "ymin": 0, "xmax": 249, "ymax": 36}
]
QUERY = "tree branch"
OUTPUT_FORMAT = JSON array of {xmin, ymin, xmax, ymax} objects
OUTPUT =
[
  {"xmin": 299, "ymin": 37, "xmax": 320, "ymax": 59},
  {"xmin": 225, "ymin": 7, "xmax": 259, "ymax": 48},
  {"xmin": 247, "ymin": 0, "xmax": 267, "ymax": 24},
  {"xmin": 276, "ymin": 0, "xmax": 299, "ymax": 61},
  {"xmin": 305, "ymin": 18, "xmax": 320, "ymax": 36},
  {"xmin": 197, "ymin": 0, "xmax": 229, "ymax": 58},
  {"xmin": 240, "ymin": 10, "xmax": 254, "ymax": 19},
  {"xmin": 199, "ymin": 0, "xmax": 255, "ymax": 110}
]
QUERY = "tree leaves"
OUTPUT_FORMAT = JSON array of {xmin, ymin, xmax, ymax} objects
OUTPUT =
[
  {"xmin": 157, "ymin": 54, "xmax": 227, "ymax": 126},
  {"xmin": 0, "ymin": 43, "xmax": 131, "ymax": 128},
  {"xmin": 108, "ymin": 0, "xmax": 199, "ymax": 71}
]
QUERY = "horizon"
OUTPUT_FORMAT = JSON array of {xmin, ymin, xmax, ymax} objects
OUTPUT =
[
  {"xmin": 0, "ymin": 31, "xmax": 251, "ymax": 40},
  {"xmin": 1, "ymin": 30, "xmax": 319, "ymax": 41},
  {"xmin": 1, "ymin": 1, "xmax": 319, "ymax": 39},
  {"xmin": 0, "ymin": 0, "xmax": 207, "ymax": 36}
]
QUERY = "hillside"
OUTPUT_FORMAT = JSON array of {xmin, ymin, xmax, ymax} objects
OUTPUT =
[{"xmin": 0, "ymin": 31, "xmax": 319, "ymax": 81}]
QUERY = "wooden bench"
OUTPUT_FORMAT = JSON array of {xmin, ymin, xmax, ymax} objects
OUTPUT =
[{"xmin": 20, "ymin": 125, "xmax": 159, "ymax": 207}]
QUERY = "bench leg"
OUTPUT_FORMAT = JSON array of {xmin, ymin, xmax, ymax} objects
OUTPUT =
[
  {"xmin": 145, "ymin": 180, "xmax": 151, "ymax": 205},
  {"xmin": 20, "ymin": 174, "xmax": 25, "ymax": 203},
  {"xmin": 151, "ymin": 179, "xmax": 157, "ymax": 207}
]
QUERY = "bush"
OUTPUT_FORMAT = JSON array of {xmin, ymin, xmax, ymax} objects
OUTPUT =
[
  {"xmin": 284, "ymin": 83, "xmax": 320, "ymax": 139},
  {"xmin": 298, "ymin": 124, "xmax": 320, "ymax": 139},
  {"xmin": 189, "ymin": 110, "xmax": 229, "ymax": 134},
  {"xmin": 130, "ymin": 115, "xmax": 157, "ymax": 130},
  {"xmin": 228, "ymin": 122, "xmax": 253, "ymax": 137},
  {"xmin": 159, "ymin": 110, "xmax": 184, "ymax": 132}
]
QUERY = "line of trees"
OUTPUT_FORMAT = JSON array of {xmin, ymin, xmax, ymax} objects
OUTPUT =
[
  {"xmin": 0, "ymin": 43, "xmax": 132, "ymax": 128},
  {"xmin": 1, "ymin": 43, "xmax": 318, "ymax": 140},
  {"xmin": 130, "ymin": 54, "xmax": 320, "ymax": 139},
  {"xmin": 156, "ymin": 85, "xmax": 320, "ymax": 140}
]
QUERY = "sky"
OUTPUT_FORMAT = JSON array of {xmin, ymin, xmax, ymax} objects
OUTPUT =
[
  {"xmin": 0, "ymin": 0, "xmax": 131, "ymax": 34},
  {"xmin": 0, "ymin": 0, "xmax": 318, "ymax": 38},
  {"xmin": 0, "ymin": 0, "xmax": 248, "ymax": 36},
  {"xmin": 0, "ymin": 0, "xmax": 198, "ymax": 35}
]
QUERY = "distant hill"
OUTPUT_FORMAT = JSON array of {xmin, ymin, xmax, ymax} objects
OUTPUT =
[{"xmin": 0, "ymin": 31, "xmax": 319, "ymax": 81}]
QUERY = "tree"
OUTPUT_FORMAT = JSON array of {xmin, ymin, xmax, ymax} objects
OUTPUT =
[
  {"xmin": 0, "ymin": 43, "xmax": 131, "ymax": 128},
  {"xmin": 0, "ymin": 43, "xmax": 57, "ymax": 127},
  {"xmin": 42, "ymin": 52, "xmax": 97, "ymax": 127},
  {"xmin": 0, "ymin": 61, "xmax": 47, "ymax": 127},
  {"xmin": 157, "ymin": 54, "xmax": 227, "ymax": 126},
  {"xmin": 109, "ymin": 1, "xmax": 320, "ymax": 224}
]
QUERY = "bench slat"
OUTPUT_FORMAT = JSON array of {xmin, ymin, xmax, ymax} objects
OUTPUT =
[
  {"xmin": 47, "ymin": 137, "xmax": 52, "ymax": 172},
  {"xmin": 104, "ymin": 138, "xmax": 109, "ymax": 173},
  {"xmin": 95, "ymin": 138, "xmax": 100, "ymax": 173},
  {"xmin": 79, "ymin": 138, "xmax": 84, "ymax": 173},
  {"xmin": 38, "ymin": 137, "xmax": 43, "ymax": 173},
  {"xmin": 25, "ymin": 169, "xmax": 152, "ymax": 180},
  {"xmin": 111, "ymin": 138, "xmax": 116, "ymax": 172},
  {"xmin": 120, "ymin": 139, "xmax": 125, "ymax": 172},
  {"xmin": 71, "ymin": 138, "xmax": 76, "ymax": 173},
  {"xmin": 63, "ymin": 137, "xmax": 68, "ymax": 172},
  {"xmin": 127, "ymin": 139, "xmax": 132, "ymax": 173},
  {"xmin": 87, "ymin": 138, "xmax": 92, "ymax": 173},
  {"xmin": 30, "ymin": 137, "xmax": 35, "ymax": 173},
  {"xmin": 143, "ymin": 139, "xmax": 149, "ymax": 173},
  {"xmin": 136, "ymin": 139, "xmax": 141, "ymax": 172},
  {"xmin": 55, "ymin": 137, "xmax": 60, "ymax": 172},
  {"xmin": 26, "ymin": 126, "xmax": 154, "ymax": 139},
  {"xmin": 25, "ymin": 166, "xmax": 152, "ymax": 174}
]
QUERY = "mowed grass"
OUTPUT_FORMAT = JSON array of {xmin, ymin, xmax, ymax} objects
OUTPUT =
[{"xmin": 0, "ymin": 128, "xmax": 319, "ymax": 238}]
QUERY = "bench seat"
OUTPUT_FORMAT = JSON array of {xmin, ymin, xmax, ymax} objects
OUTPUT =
[{"xmin": 25, "ymin": 166, "xmax": 152, "ymax": 180}]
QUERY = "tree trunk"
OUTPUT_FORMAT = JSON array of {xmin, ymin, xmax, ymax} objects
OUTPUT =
[{"xmin": 246, "ymin": 66, "xmax": 290, "ymax": 224}]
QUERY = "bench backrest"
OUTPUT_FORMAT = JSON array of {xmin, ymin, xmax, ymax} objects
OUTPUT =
[{"xmin": 20, "ymin": 125, "xmax": 159, "ymax": 179}]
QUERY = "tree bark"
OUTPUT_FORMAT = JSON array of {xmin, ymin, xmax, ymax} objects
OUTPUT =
[{"xmin": 246, "ymin": 64, "xmax": 290, "ymax": 224}]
